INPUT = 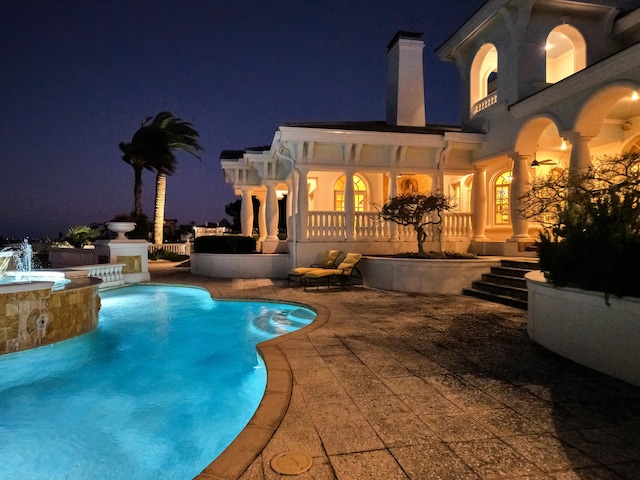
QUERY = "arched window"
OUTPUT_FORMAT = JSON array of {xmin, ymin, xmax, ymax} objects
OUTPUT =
[
  {"xmin": 334, "ymin": 174, "xmax": 367, "ymax": 212},
  {"xmin": 494, "ymin": 171, "xmax": 512, "ymax": 225},
  {"xmin": 546, "ymin": 25, "xmax": 586, "ymax": 83},
  {"xmin": 470, "ymin": 44, "xmax": 498, "ymax": 115}
]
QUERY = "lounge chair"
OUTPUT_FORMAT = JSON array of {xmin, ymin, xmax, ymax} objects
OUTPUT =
[
  {"xmin": 287, "ymin": 249, "xmax": 342, "ymax": 286},
  {"xmin": 302, "ymin": 253, "xmax": 363, "ymax": 290}
]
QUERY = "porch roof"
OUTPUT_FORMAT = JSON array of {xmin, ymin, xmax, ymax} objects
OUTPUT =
[{"xmin": 279, "ymin": 121, "xmax": 465, "ymax": 135}]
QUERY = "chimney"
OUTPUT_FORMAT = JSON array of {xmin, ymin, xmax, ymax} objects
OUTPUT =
[{"xmin": 386, "ymin": 31, "xmax": 426, "ymax": 127}]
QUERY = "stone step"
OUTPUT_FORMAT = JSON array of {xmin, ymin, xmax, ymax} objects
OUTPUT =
[
  {"xmin": 481, "ymin": 273, "xmax": 527, "ymax": 289},
  {"xmin": 462, "ymin": 287, "xmax": 528, "ymax": 310},
  {"xmin": 491, "ymin": 266, "xmax": 532, "ymax": 278},
  {"xmin": 470, "ymin": 280, "xmax": 529, "ymax": 301},
  {"xmin": 500, "ymin": 259, "xmax": 539, "ymax": 271}
]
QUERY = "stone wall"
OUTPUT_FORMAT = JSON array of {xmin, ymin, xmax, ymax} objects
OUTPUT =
[{"xmin": 0, "ymin": 279, "xmax": 101, "ymax": 354}]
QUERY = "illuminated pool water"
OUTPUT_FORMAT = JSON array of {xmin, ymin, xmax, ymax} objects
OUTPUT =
[{"xmin": 0, "ymin": 285, "xmax": 315, "ymax": 479}]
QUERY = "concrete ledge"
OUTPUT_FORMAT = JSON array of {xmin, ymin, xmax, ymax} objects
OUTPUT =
[
  {"xmin": 360, "ymin": 256, "xmax": 501, "ymax": 294},
  {"xmin": 191, "ymin": 253, "xmax": 291, "ymax": 279},
  {"xmin": 527, "ymin": 271, "xmax": 640, "ymax": 386}
]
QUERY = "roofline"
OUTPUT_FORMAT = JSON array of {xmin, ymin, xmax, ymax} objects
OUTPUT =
[{"xmin": 435, "ymin": 0, "xmax": 503, "ymax": 61}]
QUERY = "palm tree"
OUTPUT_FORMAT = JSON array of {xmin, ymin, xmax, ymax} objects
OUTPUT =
[
  {"xmin": 119, "ymin": 116, "xmax": 158, "ymax": 217},
  {"xmin": 120, "ymin": 112, "xmax": 203, "ymax": 244}
]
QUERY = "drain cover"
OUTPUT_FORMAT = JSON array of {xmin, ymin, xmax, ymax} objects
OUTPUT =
[{"xmin": 270, "ymin": 451, "xmax": 313, "ymax": 475}]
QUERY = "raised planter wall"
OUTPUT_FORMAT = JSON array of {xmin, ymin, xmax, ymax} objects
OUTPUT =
[
  {"xmin": 360, "ymin": 256, "xmax": 501, "ymax": 294},
  {"xmin": 526, "ymin": 271, "xmax": 640, "ymax": 386},
  {"xmin": 191, "ymin": 253, "xmax": 291, "ymax": 279}
]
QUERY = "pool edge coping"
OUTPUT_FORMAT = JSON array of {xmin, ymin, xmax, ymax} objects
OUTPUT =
[{"xmin": 195, "ymin": 298, "xmax": 330, "ymax": 480}]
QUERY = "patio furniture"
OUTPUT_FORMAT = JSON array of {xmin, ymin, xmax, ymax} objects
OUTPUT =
[
  {"xmin": 287, "ymin": 249, "xmax": 342, "ymax": 286},
  {"xmin": 302, "ymin": 253, "xmax": 363, "ymax": 290}
]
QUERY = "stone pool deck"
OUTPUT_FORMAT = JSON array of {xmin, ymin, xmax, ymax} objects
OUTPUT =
[{"xmin": 147, "ymin": 261, "xmax": 640, "ymax": 480}]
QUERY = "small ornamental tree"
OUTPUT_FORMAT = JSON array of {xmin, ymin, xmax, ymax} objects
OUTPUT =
[
  {"xmin": 520, "ymin": 151, "xmax": 640, "ymax": 298},
  {"xmin": 378, "ymin": 192, "xmax": 453, "ymax": 255}
]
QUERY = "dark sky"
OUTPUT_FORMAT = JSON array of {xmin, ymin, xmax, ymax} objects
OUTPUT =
[{"xmin": 1, "ymin": 0, "xmax": 486, "ymax": 240}]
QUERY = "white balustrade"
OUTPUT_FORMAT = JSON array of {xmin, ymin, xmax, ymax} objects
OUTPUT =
[
  {"xmin": 354, "ymin": 212, "xmax": 388, "ymax": 239},
  {"xmin": 441, "ymin": 212, "xmax": 473, "ymax": 239},
  {"xmin": 148, "ymin": 242, "xmax": 191, "ymax": 256},
  {"xmin": 68, "ymin": 263, "xmax": 125, "ymax": 289},
  {"xmin": 301, "ymin": 211, "xmax": 472, "ymax": 242},
  {"xmin": 307, "ymin": 212, "xmax": 346, "ymax": 239},
  {"xmin": 473, "ymin": 92, "xmax": 498, "ymax": 115}
]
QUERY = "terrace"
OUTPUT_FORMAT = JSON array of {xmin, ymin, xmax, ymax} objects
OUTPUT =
[{"xmin": 148, "ymin": 262, "xmax": 640, "ymax": 479}]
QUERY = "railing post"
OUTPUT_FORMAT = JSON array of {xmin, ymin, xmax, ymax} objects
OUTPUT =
[{"xmin": 297, "ymin": 169, "xmax": 309, "ymax": 241}]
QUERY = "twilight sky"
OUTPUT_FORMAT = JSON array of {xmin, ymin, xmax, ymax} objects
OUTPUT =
[{"xmin": 1, "ymin": 0, "xmax": 486, "ymax": 240}]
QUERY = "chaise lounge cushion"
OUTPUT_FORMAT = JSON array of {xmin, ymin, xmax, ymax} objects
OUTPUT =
[
  {"xmin": 303, "ymin": 253, "xmax": 363, "ymax": 280},
  {"xmin": 288, "ymin": 249, "xmax": 342, "ymax": 276}
]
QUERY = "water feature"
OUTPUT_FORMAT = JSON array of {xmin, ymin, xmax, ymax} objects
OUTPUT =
[
  {"xmin": 0, "ymin": 239, "xmax": 69, "ymax": 290},
  {"xmin": 0, "ymin": 284, "xmax": 316, "ymax": 479}
]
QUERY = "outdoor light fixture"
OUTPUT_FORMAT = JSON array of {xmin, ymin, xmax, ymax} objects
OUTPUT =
[
  {"xmin": 631, "ymin": 91, "xmax": 639, "ymax": 101},
  {"xmin": 561, "ymin": 140, "xmax": 567, "ymax": 150}
]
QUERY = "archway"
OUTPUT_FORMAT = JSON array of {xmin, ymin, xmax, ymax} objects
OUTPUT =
[
  {"xmin": 546, "ymin": 25, "xmax": 586, "ymax": 83},
  {"xmin": 470, "ymin": 44, "xmax": 498, "ymax": 114}
]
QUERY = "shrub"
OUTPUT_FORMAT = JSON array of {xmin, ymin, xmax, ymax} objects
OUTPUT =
[
  {"xmin": 64, "ymin": 225, "xmax": 100, "ymax": 248},
  {"xmin": 193, "ymin": 235, "xmax": 257, "ymax": 254},
  {"xmin": 521, "ymin": 152, "xmax": 640, "ymax": 298}
]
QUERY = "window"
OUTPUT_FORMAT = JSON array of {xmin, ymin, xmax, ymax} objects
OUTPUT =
[
  {"xmin": 494, "ymin": 171, "xmax": 512, "ymax": 225},
  {"xmin": 546, "ymin": 25, "xmax": 586, "ymax": 83},
  {"xmin": 334, "ymin": 174, "xmax": 367, "ymax": 212}
]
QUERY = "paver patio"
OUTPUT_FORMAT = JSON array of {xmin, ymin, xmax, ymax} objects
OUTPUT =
[{"xmin": 148, "ymin": 262, "xmax": 640, "ymax": 480}]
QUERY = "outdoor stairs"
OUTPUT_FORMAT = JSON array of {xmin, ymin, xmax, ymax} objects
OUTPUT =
[{"xmin": 463, "ymin": 258, "xmax": 539, "ymax": 310}]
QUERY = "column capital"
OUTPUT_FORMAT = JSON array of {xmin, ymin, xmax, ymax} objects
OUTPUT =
[{"xmin": 561, "ymin": 130, "xmax": 595, "ymax": 145}]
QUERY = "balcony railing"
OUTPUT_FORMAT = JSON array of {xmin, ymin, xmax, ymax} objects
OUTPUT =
[
  {"xmin": 305, "ymin": 211, "xmax": 472, "ymax": 242},
  {"xmin": 472, "ymin": 92, "xmax": 498, "ymax": 115},
  {"xmin": 148, "ymin": 242, "xmax": 192, "ymax": 256}
]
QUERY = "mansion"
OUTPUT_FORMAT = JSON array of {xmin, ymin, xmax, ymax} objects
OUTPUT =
[{"xmin": 220, "ymin": 0, "xmax": 640, "ymax": 267}]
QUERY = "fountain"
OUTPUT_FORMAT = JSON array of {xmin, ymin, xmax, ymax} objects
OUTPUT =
[
  {"xmin": 0, "ymin": 239, "xmax": 101, "ymax": 355},
  {"xmin": 0, "ymin": 240, "xmax": 69, "ymax": 289}
]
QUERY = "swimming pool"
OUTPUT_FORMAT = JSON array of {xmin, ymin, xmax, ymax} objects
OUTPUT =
[{"xmin": 0, "ymin": 284, "xmax": 316, "ymax": 479}]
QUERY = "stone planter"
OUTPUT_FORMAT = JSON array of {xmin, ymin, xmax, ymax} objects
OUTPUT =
[
  {"xmin": 107, "ymin": 221, "xmax": 136, "ymax": 241},
  {"xmin": 526, "ymin": 271, "xmax": 640, "ymax": 386},
  {"xmin": 360, "ymin": 256, "xmax": 501, "ymax": 294}
]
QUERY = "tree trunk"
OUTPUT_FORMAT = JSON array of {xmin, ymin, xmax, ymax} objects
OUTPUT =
[
  {"xmin": 416, "ymin": 226, "xmax": 426, "ymax": 254},
  {"xmin": 134, "ymin": 166, "xmax": 143, "ymax": 216},
  {"xmin": 154, "ymin": 173, "xmax": 167, "ymax": 245}
]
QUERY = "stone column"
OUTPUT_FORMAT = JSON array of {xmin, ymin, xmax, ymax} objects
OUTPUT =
[
  {"xmin": 568, "ymin": 133, "xmax": 593, "ymax": 180},
  {"xmin": 256, "ymin": 192, "xmax": 267, "ymax": 242},
  {"xmin": 297, "ymin": 169, "xmax": 309, "ymax": 241},
  {"xmin": 344, "ymin": 170, "xmax": 356, "ymax": 241},
  {"xmin": 509, "ymin": 153, "xmax": 531, "ymax": 239},
  {"xmin": 470, "ymin": 167, "xmax": 487, "ymax": 240},
  {"xmin": 388, "ymin": 170, "xmax": 399, "ymax": 241},
  {"xmin": 261, "ymin": 181, "xmax": 280, "ymax": 254},
  {"xmin": 240, "ymin": 188, "xmax": 254, "ymax": 237},
  {"xmin": 265, "ymin": 181, "xmax": 279, "ymax": 242},
  {"xmin": 285, "ymin": 181, "xmax": 293, "ymax": 241}
]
